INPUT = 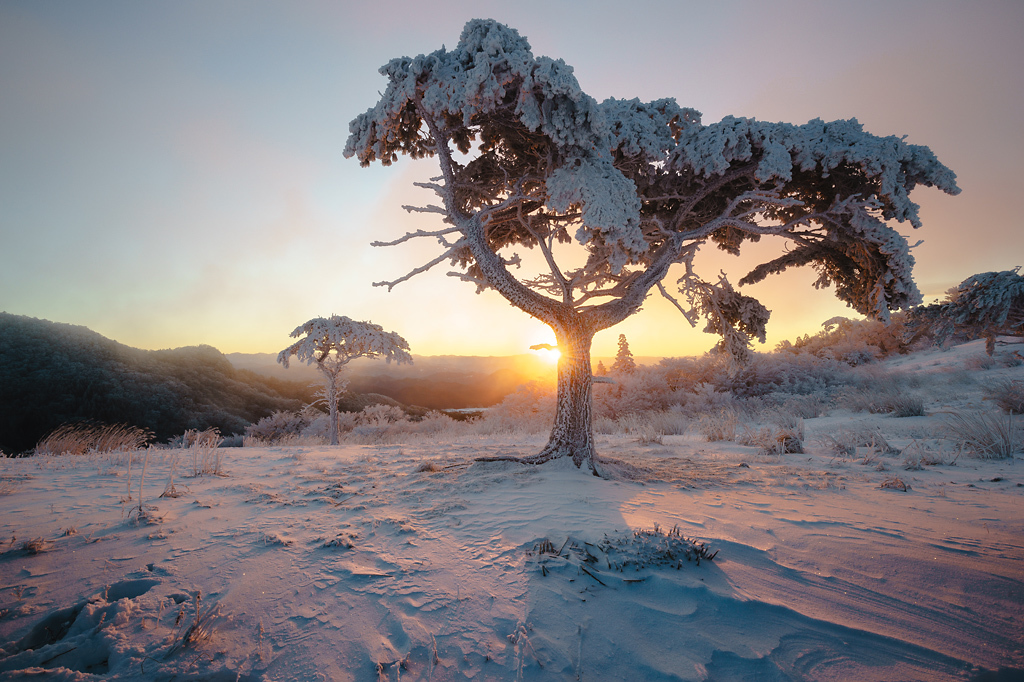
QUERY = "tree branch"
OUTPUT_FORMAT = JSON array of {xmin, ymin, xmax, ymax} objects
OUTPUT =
[
  {"xmin": 371, "ymin": 226, "xmax": 462, "ymax": 248},
  {"xmin": 401, "ymin": 204, "xmax": 449, "ymax": 217},
  {"xmin": 372, "ymin": 238, "xmax": 467, "ymax": 291}
]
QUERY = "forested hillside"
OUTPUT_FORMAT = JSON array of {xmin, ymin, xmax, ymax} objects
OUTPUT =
[{"xmin": 0, "ymin": 313, "xmax": 312, "ymax": 454}]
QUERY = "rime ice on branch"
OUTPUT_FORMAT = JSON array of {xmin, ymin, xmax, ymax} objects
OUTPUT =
[
  {"xmin": 278, "ymin": 316, "xmax": 412, "ymax": 445},
  {"xmin": 344, "ymin": 19, "xmax": 959, "ymax": 472}
]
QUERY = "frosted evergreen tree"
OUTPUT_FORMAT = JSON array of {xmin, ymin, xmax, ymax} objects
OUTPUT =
[
  {"xmin": 345, "ymin": 19, "xmax": 959, "ymax": 473},
  {"xmin": 611, "ymin": 334, "xmax": 636, "ymax": 375},
  {"xmin": 277, "ymin": 316, "xmax": 412, "ymax": 445},
  {"xmin": 909, "ymin": 268, "xmax": 1024, "ymax": 355}
]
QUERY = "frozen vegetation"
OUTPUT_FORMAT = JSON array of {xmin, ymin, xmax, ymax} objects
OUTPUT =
[
  {"xmin": 1, "ymin": 339, "xmax": 1022, "ymax": 680},
  {"xmin": 278, "ymin": 316, "xmax": 412, "ymax": 446},
  {"xmin": 345, "ymin": 18, "xmax": 959, "ymax": 470}
]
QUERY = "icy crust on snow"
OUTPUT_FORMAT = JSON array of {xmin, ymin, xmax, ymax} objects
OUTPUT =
[{"xmin": 277, "ymin": 315, "xmax": 412, "ymax": 369}]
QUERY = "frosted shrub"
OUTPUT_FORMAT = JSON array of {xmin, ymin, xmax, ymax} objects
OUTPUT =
[
  {"xmin": 343, "ymin": 406, "xmax": 408, "ymax": 443},
  {"xmin": 593, "ymin": 367, "xmax": 682, "ymax": 419},
  {"xmin": 356, "ymin": 404, "xmax": 406, "ymax": 427},
  {"xmin": 659, "ymin": 356, "xmax": 730, "ymax": 395},
  {"xmin": 408, "ymin": 411, "xmax": 460, "ymax": 436},
  {"xmin": 729, "ymin": 353, "xmax": 849, "ymax": 398},
  {"xmin": 682, "ymin": 383, "xmax": 736, "ymax": 415},
  {"xmin": 297, "ymin": 413, "xmax": 335, "ymax": 442},
  {"xmin": 776, "ymin": 315, "xmax": 914, "ymax": 363},
  {"xmin": 476, "ymin": 382, "xmax": 555, "ymax": 435},
  {"xmin": 244, "ymin": 410, "xmax": 315, "ymax": 445},
  {"xmin": 778, "ymin": 395, "xmax": 829, "ymax": 419},
  {"xmin": 645, "ymin": 409, "xmax": 690, "ymax": 436},
  {"xmin": 615, "ymin": 414, "xmax": 663, "ymax": 444},
  {"xmin": 908, "ymin": 269, "xmax": 1024, "ymax": 355}
]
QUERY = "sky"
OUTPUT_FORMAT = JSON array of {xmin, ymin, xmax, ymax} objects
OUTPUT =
[{"xmin": 1, "ymin": 0, "xmax": 1022, "ymax": 359}]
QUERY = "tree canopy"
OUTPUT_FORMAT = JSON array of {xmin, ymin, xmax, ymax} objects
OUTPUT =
[
  {"xmin": 909, "ymin": 268, "xmax": 1024, "ymax": 354},
  {"xmin": 278, "ymin": 316, "xmax": 413, "ymax": 370}
]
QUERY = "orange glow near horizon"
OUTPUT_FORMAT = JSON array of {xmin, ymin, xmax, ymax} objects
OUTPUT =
[{"xmin": 539, "ymin": 348, "xmax": 561, "ymax": 364}]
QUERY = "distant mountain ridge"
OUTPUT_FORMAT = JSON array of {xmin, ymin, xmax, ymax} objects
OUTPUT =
[
  {"xmin": 225, "ymin": 352, "xmax": 553, "ymax": 410},
  {"xmin": 0, "ymin": 313, "xmax": 311, "ymax": 454}
]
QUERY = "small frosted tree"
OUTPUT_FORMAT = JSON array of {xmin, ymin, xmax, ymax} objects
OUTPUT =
[
  {"xmin": 277, "ymin": 316, "xmax": 412, "ymax": 445},
  {"xmin": 345, "ymin": 19, "xmax": 959, "ymax": 473},
  {"xmin": 909, "ymin": 268, "xmax": 1024, "ymax": 355},
  {"xmin": 611, "ymin": 334, "xmax": 636, "ymax": 375}
]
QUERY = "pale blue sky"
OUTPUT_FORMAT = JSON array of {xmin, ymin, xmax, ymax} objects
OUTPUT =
[{"xmin": 2, "ymin": 0, "xmax": 1021, "ymax": 357}]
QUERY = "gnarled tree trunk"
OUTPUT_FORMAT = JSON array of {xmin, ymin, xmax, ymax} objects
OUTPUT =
[
  {"xmin": 513, "ymin": 319, "xmax": 600, "ymax": 474},
  {"xmin": 542, "ymin": 322, "xmax": 598, "ymax": 472}
]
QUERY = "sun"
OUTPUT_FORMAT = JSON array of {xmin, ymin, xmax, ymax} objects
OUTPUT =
[{"xmin": 528, "ymin": 340, "xmax": 561, "ymax": 364}]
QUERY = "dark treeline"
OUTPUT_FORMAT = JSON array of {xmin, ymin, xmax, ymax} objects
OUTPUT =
[{"xmin": 0, "ymin": 313, "xmax": 315, "ymax": 454}]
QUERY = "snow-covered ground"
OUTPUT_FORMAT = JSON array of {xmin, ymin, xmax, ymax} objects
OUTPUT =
[{"xmin": 1, "ymin": 344, "xmax": 1022, "ymax": 681}]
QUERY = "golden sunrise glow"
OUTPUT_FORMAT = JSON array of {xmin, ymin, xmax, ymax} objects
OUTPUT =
[{"xmin": 2, "ymin": 4, "xmax": 1014, "ymax": 361}]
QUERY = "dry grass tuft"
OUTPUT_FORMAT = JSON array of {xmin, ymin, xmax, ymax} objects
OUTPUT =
[
  {"xmin": 21, "ymin": 537, "xmax": 49, "ymax": 555},
  {"xmin": 414, "ymin": 461, "xmax": 442, "ymax": 473},
  {"xmin": 942, "ymin": 410, "xmax": 1020, "ymax": 458},
  {"xmin": 817, "ymin": 425, "xmax": 898, "ymax": 458},
  {"xmin": 697, "ymin": 408, "xmax": 738, "ymax": 442},
  {"xmin": 181, "ymin": 428, "xmax": 225, "ymax": 476},
  {"xmin": 844, "ymin": 388, "xmax": 925, "ymax": 417},
  {"xmin": 986, "ymin": 379, "xmax": 1024, "ymax": 415},
  {"xmin": 35, "ymin": 422, "xmax": 152, "ymax": 456},
  {"xmin": 901, "ymin": 440, "xmax": 948, "ymax": 469},
  {"xmin": 738, "ymin": 424, "xmax": 803, "ymax": 456},
  {"xmin": 880, "ymin": 477, "xmax": 909, "ymax": 491}
]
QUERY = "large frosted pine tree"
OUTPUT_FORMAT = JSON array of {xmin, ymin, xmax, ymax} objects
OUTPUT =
[{"xmin": 345, "ymin": 19, "xmax": 959, "ymax": 474}]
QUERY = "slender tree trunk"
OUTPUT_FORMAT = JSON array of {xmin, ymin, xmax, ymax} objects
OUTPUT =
[{"xmin": 320, "ymin": 367, "xmax": 340, "ymax": 446}]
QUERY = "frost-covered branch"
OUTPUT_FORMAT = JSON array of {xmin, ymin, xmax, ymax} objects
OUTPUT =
[
  {"xmin": 371, "ymin": 226, "xmax": 461, "ymax": 248},
  {"xmin": 657, "ymin": 281, "xmax": 698, "ymax": 327},
  {"xmin": 372, "ymin": 238, "xmax": 467, "ymax": 291},
  {"xmin": 401, "ymin": 204, "xmax": 449, "ymax": 217}
]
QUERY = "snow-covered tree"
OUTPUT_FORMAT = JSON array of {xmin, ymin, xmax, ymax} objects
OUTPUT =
[
  {"xmin": 345, "ymin": 19, "xmax": 959, "ymax": 473},
  {"xmin": 611, "ymin": 334, "xmax": 636, "ymax": 375},
  {"xmin": 909, "ymin": 268, "xmax": 1024, "ymax": 355},
  {"xmin": 277, "ymin": 316, "xmax": 412, "ymax": 445}
]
